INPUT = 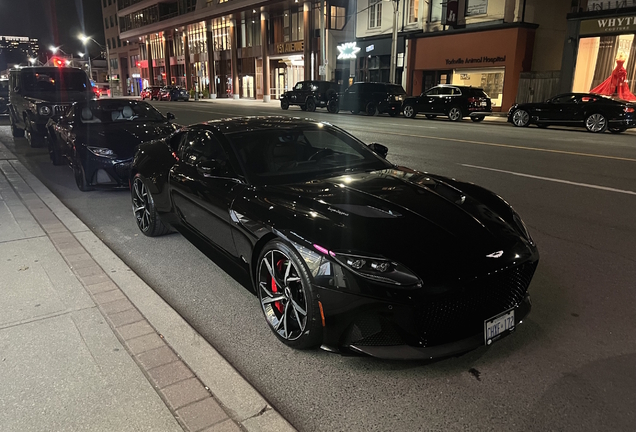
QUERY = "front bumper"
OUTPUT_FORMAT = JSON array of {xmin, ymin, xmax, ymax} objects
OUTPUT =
[
  {"xmin": 315, "ymin": 261, "xmax": 537, "ymax": 360},
  {"xmin": 85, "ymin": 153, "xmax": 133, "ymax": 188}
]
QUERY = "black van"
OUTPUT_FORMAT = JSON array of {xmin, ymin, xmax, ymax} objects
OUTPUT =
[
  {"xmin": 337, "ymin": 82, "xmax": 406, "ymax": 116},
  {"xmin": 8, "ymin": 66, "xmax": 94, "ymax": 147}
]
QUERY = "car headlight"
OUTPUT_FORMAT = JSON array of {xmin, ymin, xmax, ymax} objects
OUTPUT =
[
  {"xmin": 38, "ymin": 105, "xmax": 52, "ymax": 116},
  {"xmin": 87, "ymin": 146, "xmax": 117, "ymax": 158},
  {"xmin": 334, "ymin": 252, "xmax": 421, "ymax": 286}
]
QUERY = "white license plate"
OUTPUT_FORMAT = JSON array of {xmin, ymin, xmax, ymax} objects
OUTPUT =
[
  {"xmin": 480, "ymin": 101, "xmax": 487, "ymax": 106},
  {"xmin": 484, "ymin": 309, "xmax": 515, "ymax": 345}
]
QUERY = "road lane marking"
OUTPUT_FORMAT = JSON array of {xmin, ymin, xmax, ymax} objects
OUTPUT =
[
  {"xmin": 344, "ymin": 128, "xmax": 636, "ymax": 163},
  {"xmin": 461, "ymin": 164, "xmax": 636, "ymax": 196}
]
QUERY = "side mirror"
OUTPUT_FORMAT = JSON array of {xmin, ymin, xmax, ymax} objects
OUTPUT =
[
  {"xmin": 196, "ymin": 159, "xmax": 226, "ymax": 177},
  {"xmin": 368, "ymin": 143, "xmax": 388, "ymax": 158},
  {"xmin": 166, "ymin": 112, "xmax": 175, "ymax": 121}
]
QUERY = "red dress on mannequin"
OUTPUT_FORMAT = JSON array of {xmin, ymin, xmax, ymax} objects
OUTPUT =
[{"xmin": 590, "ymin": 59, "xmax": 636, "ymax": 101}]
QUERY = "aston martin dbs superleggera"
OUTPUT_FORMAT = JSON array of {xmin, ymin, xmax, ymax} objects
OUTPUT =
[{"xmin": 130, "ymin": 117, "xmax": 539, "ymax": 360}]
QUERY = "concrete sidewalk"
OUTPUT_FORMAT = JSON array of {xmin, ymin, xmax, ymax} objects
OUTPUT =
[{"xmin": 0, "ymin": 138, "xmax": 294, "ymax": 431}]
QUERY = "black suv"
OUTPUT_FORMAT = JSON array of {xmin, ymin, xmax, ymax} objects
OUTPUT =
[
  {"xmin": 337, "ymin": 82, "xmax": 406, "ymax": 116},
  {"xmin": 8, "ymin": 66, "xmax": 94, "ymax": 147},
  {"xmin": 280, "ymin": 80, "xmax": 340, "ymax": 112},
  {"xmin": 401, "ymin": 85, "xmax": 492, "ymax": 122}
]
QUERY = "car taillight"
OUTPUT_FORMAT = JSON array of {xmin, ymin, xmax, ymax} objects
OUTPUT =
[{"xmin": 624, "ymin": 107, "xmax": 635, "ymax": 113}]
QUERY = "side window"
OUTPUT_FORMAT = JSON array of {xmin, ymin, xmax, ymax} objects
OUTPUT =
[
  {"xmin": 346, "ymin": 84, "xmax": 358, "ymax": 93},
  {"xmin": 450, "ymin": 87, "xmax": 462, "ymax": 96},
  {"xmin": 425, "ymin": 87, "xmax": 440, "ymax": 96},
  {"xmin": 180, "ymin": 130, "xmax": 229, "ymax": 166},
  {"xmin": 438, "ymin": 87, "xmax": 453, "ymax": 96},
  {"xmin": 552, "ymin": 95, "xmax": 576, "ymax": 104}
]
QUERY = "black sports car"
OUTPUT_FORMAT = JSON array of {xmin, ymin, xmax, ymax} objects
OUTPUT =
[
  {"xmin": 130, "ymin": 117, "xmax": 539, "ymax": 360},
  {"xmin": 46, "ymin": 99, "xmax": 178, "ymax": 191},
  {"xmin": 508, "ymin": 93, "xmax": 636, "ymax": 133}
]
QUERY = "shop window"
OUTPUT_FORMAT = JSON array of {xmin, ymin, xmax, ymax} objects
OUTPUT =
[
  {"xmin": 369, "ymin": 0, "xmax": 382, "ymax": 29},
  {"xmin": 105, "ymin": 18, "xmax": 109, "ymax": 29},
  {"xmin": 241, "ymin": 12, "xmax": 262, "ymax": 48},
  {"xmin": 188, "ymin": 22, "xmax": 207, "ymax": 54},
  {"xmin": 429, "ymin": 0, "xmax": 442, "ymax": 22},
  {"xmin": 573, "ymin": 35, "xmax": 636, "ymax": 96},
  {"xmin": 408, "ymin": 0, "xmax": 418, "ymax": 24},
  {"xmin": 131, "ymin": 55, "xmax": 140, "ymax": 68},
  {"xmin": 452, "ymin": 68, "xmax": 505, "ymax": 107},
  {"xmin": 211, "ymin": 18, "xmax": 231, "ymax": 51},
  {"xmin": 330, "ymin": 6, "xmax": 346, "ymax": 30}
]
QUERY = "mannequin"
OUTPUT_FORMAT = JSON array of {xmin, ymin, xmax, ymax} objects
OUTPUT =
[{"xmin": 590, "ymin": 54, "xmax": 636, "ymax": 101}]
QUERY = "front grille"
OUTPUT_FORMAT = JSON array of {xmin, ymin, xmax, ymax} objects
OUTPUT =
[
  {"xmin": 415, "ymin": 262, "xmax": 537, "ymax": 346},
  {"xmin": 114, "ymin": 161, "xmax": 131, "ymax": 180},
  {"xmin": 53, "ymin": 105, "xmax": 70, "ymax": 116}
]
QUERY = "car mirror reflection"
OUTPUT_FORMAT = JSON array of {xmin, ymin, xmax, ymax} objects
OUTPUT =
[
  {"xmin": 368, "ymin": 143, "xmax": 388, "ymax": 158},
  {"xmin": 166, "ymin": 112, "xmax": 176, "ymax": 121}
]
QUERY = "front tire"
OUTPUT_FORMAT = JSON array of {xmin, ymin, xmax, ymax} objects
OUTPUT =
[
  {"xmin": 471, "ymin": 116, "xmax": 485, "ymax": 122},
  {"xmin": 73, "ymin": 156, "xmax": 94, "ymax": 192},
  {"xmin": 281, "ymin": 99, "xmax": 289, "ymax": 110},
  {"xmin": 256, "ymin": 240, "xmax": 322, "ymax": 349},
  {"xmin": 585, "ymin": 113, "xmax": 607, "ymax": 133},
  {"xmin": 327, "ymin": 100, "xmax": 339, "ymax": 114},
  {"xmin": 448, "ymin": 106, "xmax": 463, "ymax": 122},
  {"xmin": 25, "ymin": 122, "xmax": 45, "ymax": 148},
  {"xmin": 11, "ymin": 119, "xmax": 25, "ymax": 138},
  {"xmin": 403, "ymin": 104, "xmax": 417, "ymax": 119},
  {"xmin": 48, "ymin": 135, "xmax": 64, "ymax": 166},
  {"xmin": 365, "ymin": 102, "xmax": 377, "ymax": 116},
  {"xmin": 131, "ymin": 175, "xmax": 171, "ymax": 237},
  {"xmin": 609, "ymin": 126, "xmax": 626, "ymax": 134},
  {"xmin": 511, "ymin": 109, "xmax": 530, "ymax": 127},
  {"xmin": 305, "ymin": 98, "xmax": 316, "ymax": 112}
]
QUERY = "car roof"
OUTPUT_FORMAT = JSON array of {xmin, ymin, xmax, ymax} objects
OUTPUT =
[
  {"xmin": 201, "ymin": 116, "xmax": 329, "ymax": 134},
  {"xmin": 433, "ymin": 84, "xmax": 485, "ymax": 90}
]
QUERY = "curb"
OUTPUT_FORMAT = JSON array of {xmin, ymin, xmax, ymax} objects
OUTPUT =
[{"xmin": 0, "ymin": 142, "xmax": 296, "ymax": 432}]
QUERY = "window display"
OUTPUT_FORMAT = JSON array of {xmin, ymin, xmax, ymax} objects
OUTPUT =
[
  {"xmin": 452, "ymin": 67, "xmax": 504, "ymax": 107},
  {"xmin": 573, "ymin": 34, "xmax": 636, "ymax": 101}
]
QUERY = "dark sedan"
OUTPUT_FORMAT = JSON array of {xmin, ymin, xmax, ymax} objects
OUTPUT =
[
  {"xmin": 160, "ymin": 86, "xmax": 190, "ymax": 102},
  {"xmin": 508, "ymin": 93, "xmax": 636, "ymax": 133},
  {"xmin": 46, "ymin": 99, "xmax": 178, "ymax": 191},
  {"xmin": 130, "ymin": 117, "xmax": 539, "ymax": 360}
]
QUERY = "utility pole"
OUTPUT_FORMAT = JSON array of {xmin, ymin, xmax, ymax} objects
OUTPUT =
[
  {"xmin": 389, "ymin": 0, "xmax": 399, "ymax": 84},
  {"xmin": 320, "ymin": 0, "xmax": 326, "ymax": 80}
]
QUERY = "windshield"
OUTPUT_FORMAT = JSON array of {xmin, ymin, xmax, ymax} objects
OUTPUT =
[
  {"xmin": 227, "ymin": 125, "xmax": 391, "ymax": 186},
  {"xmin": 22, "ymin": 70, "xmax": 90, "ymax": 93},
  {"xmin": 77, "ymin": 100, "xmax": 165, "ymax": 124}
]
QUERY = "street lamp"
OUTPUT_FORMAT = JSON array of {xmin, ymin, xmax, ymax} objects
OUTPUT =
[{"xmin": 79, "ymin": 34, "xmax": 108, "ymax": 94}]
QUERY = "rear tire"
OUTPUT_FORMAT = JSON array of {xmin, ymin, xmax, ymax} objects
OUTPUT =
[
  {"xmin": 327, "ymin": 100, "xmax": 339, "ymax": 114},
  {"xmin": 25, "ymin": 120, "xmax": 45, "ymax": 148},
  {"xmin": 365, "ymin": 102, "xmax": 377, "ymax": 116},
  {"xmin": 511, "ymin": 109, "xmax": 530, "ymax": 127},
  {"xmin": 73, "ymin": 155, "xmax": 94, "ymax": 192},
  {"xmin": 471, "ymin": 116, "xmax": 484, "ymax": 122},
  {"xmin": 585, "ymin": 113, "xmax": 607, "ymax": 133},
  {"xmin": 131, "ymin": 175, "xmax": 171, "ymax": 237},
  {"xmin": 609, "ymin": 127, "xmax": 626, "ymax": 134}
]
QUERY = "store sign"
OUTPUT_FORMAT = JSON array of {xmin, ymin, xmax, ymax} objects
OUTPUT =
[
  {"xmin": 366, "ymin": 44, "xmax": 374, "ymax": 53},
  {"xmin": 132, "ymin": 73, "xmax": 141, "ymax": 78},
  {"xmin": 586, "ymin": 0, "xmax": 636, "ymax": 11},
  {"xmin": 445, "ymin": 55, "xmax": 506, "ymax": 65},
  {"xmin": 466, "ymin": 0, "xmax": 488, "ymax": 16},
  {"xmin": 337, "ymin": 42, "xmax": 361, "ymax": 60},
  {"xmin": 276, "ymin": 42, "xmax": 304, "ymax": 54},
  {"xmin": 580, "ymin": 16, "xmax": 636, "ymax": 35}
]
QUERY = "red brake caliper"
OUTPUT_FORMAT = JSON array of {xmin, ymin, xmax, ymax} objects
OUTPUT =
[{"xmin": 272, "ymin": 259, "xmax": 285, "ymax": 313}]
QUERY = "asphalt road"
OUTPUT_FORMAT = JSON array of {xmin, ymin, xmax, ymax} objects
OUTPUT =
[{"xmin": 2, "ymin": 101, "xmax": 635, "ymax": 432}]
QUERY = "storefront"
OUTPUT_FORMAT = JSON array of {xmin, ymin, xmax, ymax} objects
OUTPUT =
[
  {"xmin": 354, "ymin": 37, "xmax": 405, "ymax": 85},
  {"xmin": 406, "ymin": 26, "xmax": 536, "ymax": 111},
  {"xmin": 563, "ymin": 11, "xmax": 636, "ymax": 100}
]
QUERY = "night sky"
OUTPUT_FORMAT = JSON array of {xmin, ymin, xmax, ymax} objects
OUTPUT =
[{"xmin": 0, "ymin": 0, "xmax": 105, "ymax": 57}]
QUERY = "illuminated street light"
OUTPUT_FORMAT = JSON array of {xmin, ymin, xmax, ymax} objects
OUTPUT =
[{"xmin": 29, "ymin": 58, "xmax": 36, "ymax": 65}]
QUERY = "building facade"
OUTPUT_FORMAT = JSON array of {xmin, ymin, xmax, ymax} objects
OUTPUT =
[
  {"xmin": 102, "ymin": 0, "xmax": 143, "ymax": 96},
  {"xmin": 0, "ymin": 36, "xmax": 40, "ymax": 70},
  {"xmin": 107, "ymin": 0, "xmax": 354, "ymax": 100},
  {"xmin": 353, "ymin": 0, "xmax": 573, "ymax": 111}
]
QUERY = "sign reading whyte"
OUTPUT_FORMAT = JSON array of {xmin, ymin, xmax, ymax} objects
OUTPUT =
[
  {"xmin": 580, "ymin": 15, "xmax": 636, "ymax": 35},
  {"xmin": 446, "ymin": 55, "xmax": 506, "ymax": 66}
]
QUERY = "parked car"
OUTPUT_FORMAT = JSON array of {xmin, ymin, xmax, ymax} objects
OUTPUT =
[
  {"xmin": 130, "ymin": 116, "xmax": 539, "ymax": 360},
  {"xmin": 0, "ymin": 78, "xmax": 8, "ymax": 115},
  {"xmin": 46, "ymin": 99, "xmax": 177, "ymax": 191},
  {"xmin": 8, "ymin": 66, "xmax": 95, "ymax": 147},
  {"xmin": 159, "ymin": 86, "xmax": 189, "ymax": 101},
  {"xmin": 280, "ymin": 80, "xmax": 340, "ymax": 113},
  {"xmin": 401, "ymin": 85, "xmax": 492, "ymax": 122},
  {"xmin": 338, "ymin": 82, "xmax": 406, "ymax": 116},
  {"xmin": 141, "ymin": 86, "xmax": 162, "ymax": 101},
  {"xmin": 508, "ymin": 92, "xmax": 636, "ymax": 133}
]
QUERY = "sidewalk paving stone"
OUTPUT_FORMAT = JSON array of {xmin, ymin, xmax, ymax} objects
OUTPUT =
[
  {"xmin": 126, "ymin": 332, "xmax": 166, "ymax": 355},
  {"xmin": 161, "ymin": 377, "xmax": 211, "ymax": 410},
  {"xmin": 176, "ymin": 398, "xmax": 229, "ymax": 432},
  {"xmin": 148, "ymin": 360, "xmax": 194, "ymax": 388}
]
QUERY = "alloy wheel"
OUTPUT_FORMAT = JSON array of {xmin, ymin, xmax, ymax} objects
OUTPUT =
[
  {"xmin": 257, "ymin": 249, "xmax": 308, "ymax": 341},
  {"xmin": 585, "ymin": 113, "xmax": 607, "ymax": 133},
  {"xmin": 448, "ymin": 107, "xmax": 462, "ymax": 121},
  {"xmin": 403, "ymin": 105, "xmax": 415, "ymax": 119},
  {"xmin": 512, "ymin": 109, "xmax": 530, "ymax": 127},
  {"xmin": 132, "ymin": 177, "xmax": 151, "ymax": 232}
]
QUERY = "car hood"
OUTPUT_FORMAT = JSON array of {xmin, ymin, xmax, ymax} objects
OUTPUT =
[
  {"xmin": 78, "ymin": 122, "xmax": 177, "ymax": 159},
  {"xmin": 24, "ymin": 91, "xmax": 95, "ymax": 104},
  {"xmin": 238, "ymin": 168, "xmax": 536, "ymax": 282}
]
